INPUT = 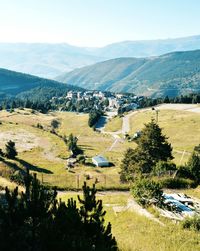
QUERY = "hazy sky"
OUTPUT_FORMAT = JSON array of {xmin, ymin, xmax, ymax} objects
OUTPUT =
[{"xmin": 0, "ymin": 0, "xmax": 200, "ymax": 47}]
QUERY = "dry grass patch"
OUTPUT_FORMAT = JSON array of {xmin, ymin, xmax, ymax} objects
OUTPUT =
[
  {"xmin": 130, "ymin": 109, "xmax": 200, "ymax": 163},
  {"xmin": 59, "ymin": 191, "xmax": 200, "ymax": 251},
  {"xmin": 104, "ymin": 116, "xmax": 122, "ymax": 132}
]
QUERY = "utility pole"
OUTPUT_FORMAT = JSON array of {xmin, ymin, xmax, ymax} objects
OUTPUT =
[
  {"xmin": 152, "ymin": 107, "xmax": 159, "ymax": 123},
  {"xmin": 156, "ymin": 110, "xmax": 159, "ymax": 123}
]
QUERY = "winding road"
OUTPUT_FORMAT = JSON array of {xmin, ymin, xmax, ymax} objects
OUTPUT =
[{"xmin": 97, "ymin": 103, "xmax": 200, "ymax": 154}]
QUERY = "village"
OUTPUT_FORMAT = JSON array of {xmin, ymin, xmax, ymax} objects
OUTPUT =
[{"xmin": 51, "ymin": 90, "xmax": 141, "ymax": 113}]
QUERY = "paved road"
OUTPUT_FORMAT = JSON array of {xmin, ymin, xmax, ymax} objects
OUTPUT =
[
  {"xmin": 121, "ymin": 111, "xmax": 137, "ymax": 134},
  {"xmin": 157, "ymin": 103, "xmax": 200, "ymax": 112},
  {"xmin": 98, "ymin": 103, "xmax": 200, "ymax": 154}
]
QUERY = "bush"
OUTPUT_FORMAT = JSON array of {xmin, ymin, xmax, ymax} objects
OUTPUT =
[
  {"xmin": 36, "ymin": 123, "xmax": 43, "ymax": 129},
  {"xmin": 5, "ymin": 140, "xmax": 18, "ymax": 159},
  {"xmin": 187, "ymin": 152, "xmax": 200, "ymax": 183},
  {"xmin": 182, "ymin": 216, "xmax": 200, "ymax": 231},
  {"xmin": 10, "ymin": 171, "xmax": 24, "ymax": 185},
  {"xmin": 153, "ymin": 161, "xmax": 176, "ymax": 176},
  {"xmin": 77, "ymin": 155, "xmax": 86, "ymax": 164},
  {"xmin": 131, "ymin": 178, "xmax": 163, "ymax": 206},
  {"xmin": 88, "ymin": 110, "xmax": 102, "ymax": 128},
  {"xmin": 176, "ymin": 165, "xmax": 195, "ymax": 180},
  {"xmin": 159, "ymin": 177, "xmax": 197, "ymax": 189},
  {"xmin": 51, "ymin": 119, "xmax": 60, "ymax": 129}
]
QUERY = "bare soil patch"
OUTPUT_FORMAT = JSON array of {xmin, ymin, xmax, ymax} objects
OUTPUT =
[{"xmin": 0, "ymin": 129, "xmax": 41, "ymax": 152}]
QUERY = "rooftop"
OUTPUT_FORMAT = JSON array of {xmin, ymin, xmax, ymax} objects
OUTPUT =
[{"xmin": 92, "ymin": 155, "xmax": 109, "ymax": 163}]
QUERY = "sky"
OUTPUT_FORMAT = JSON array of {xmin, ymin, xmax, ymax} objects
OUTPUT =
[{"xmin": 0, "ymin": 0, "xmax": 200, "ymax": 47}]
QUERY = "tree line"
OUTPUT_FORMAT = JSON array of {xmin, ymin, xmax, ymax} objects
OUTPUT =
[{"xmin": 138, "ymin": 93, "xmax": 200, "ymax": 109}]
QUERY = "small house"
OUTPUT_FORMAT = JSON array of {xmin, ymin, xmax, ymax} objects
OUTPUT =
[{"xmin": 92, "ymin": 155, "xmax": 109, "ymax": 167}]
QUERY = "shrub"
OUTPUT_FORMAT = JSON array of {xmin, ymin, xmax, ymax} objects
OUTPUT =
[
  {"xmin": 51, "ymin": 119, "xmax": 60, "ymax": 129},
  {"xmin": 153, "ymin": 161, "xmax": 176, "ymax": 176},
  {"xmin": 10, "ymin": 170, "xmax": 24, "ymax": 185},
  {"xmin": 176, "ymin": 165, "xmax": 194, "ymax": 180},
  {"xmin": 131, "ymin": 178, "xmax": 163, "ymax": 206},
  {"xmin": 159, "ymin": 177, "xmax": 197, "ymax": 189},
  {"xmin": 187, "ymin": 152, "xmax": 200, "ymax": 183},
  {"xmin": 182, "ymin": 216, "xmax": 200, "ymax": 231},
  {"xmin": 77, "ymin": 155, "xmax": 86, "ymax": 164},
  {"xmin": 37, "ymin": 123, "xmax": 43, "ymax": 129},
  {"xmin": 5, "ymin": 140, "xmax": 18, "ymax": 159}
]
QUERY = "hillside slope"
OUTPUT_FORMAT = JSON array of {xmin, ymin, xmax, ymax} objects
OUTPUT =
[
  {"xmin": 0, "ymin": 68, "xmax": 82, "ymax": 99},
  {"xmin": 57, "ymin": 50, "xmax": 200, "ymax": 97}
]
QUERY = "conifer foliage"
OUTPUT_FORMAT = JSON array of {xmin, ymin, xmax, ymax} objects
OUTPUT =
[
  {"xmin": 120, "ymin": 120, "xmax": 173, "ymax": 181},
  {"xmin": 5, "ymin": 140, "xmax": 18, "ymax": 159},
  {"xmin": 0, "ymin": 171, "xmax": 117, "ymax": 251}
]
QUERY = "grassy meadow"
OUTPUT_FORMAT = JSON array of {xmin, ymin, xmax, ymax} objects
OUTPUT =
[
  {"xmin": 0, "ymin": 107, "xmax": 200, "ymax": 189},
  {"xmin": 59, "ymin": 190, "xmax": 200, "ymax": 251},
  {"xmin": 0, "ymin": 109, "xmax": 130, "ymax": 190},
  {"xmin": 1, "ymin": 108, "xmax": 200, "ymax": 250},
  {"xmin": 129, "ymin": 109, "xmax": 200, "ymax": 164},
  {"xmin": 104, "ymin": 116, "xmax": 122, "ymax": 132}
]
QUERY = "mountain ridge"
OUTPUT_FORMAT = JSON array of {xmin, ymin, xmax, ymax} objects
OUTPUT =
[
  {"xmin": 1, "ymin": 34, "xmax": 200, "ymax": 78},
  {"xmin": 0, "ymin": 67, "xmax": 83, "ymax": 99},
  {"xmin": 56, "ymin": 49, "xmax": 200, "ymax": 97}
]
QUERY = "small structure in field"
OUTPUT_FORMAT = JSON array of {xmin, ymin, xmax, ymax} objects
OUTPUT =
[
  {"xmin": 133, "ymin": 130, "xmax": 142, "ymax": 139},
  {"xmin": 66, "ymin": 158, "xmax": 76, "ymax": 170},
  {"xmin": 92, "ymin": 155, "xmax": 109, "ymax": 167}
]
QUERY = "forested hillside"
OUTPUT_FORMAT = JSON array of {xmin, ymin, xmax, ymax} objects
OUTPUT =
[
  {"xmin": 57, "ymin": 50, "xmax": 200, "ymax": 97},
  {"xmin": 0, "ymin": 68, "xmax": 83, "ymax": 100}
]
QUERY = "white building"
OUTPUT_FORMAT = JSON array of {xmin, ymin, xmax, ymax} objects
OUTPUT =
[
  {"xmin": 92, "ymin": 155, "xmax": 110, "ymax": 167},
  {"xmin": 66, "ymin": 91, "xmax": 77, "ymax": 99}
]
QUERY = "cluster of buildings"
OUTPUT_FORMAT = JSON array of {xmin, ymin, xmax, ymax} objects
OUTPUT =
[
  {"xmin": 65, "ymin": 90, "xmax": 142, "ymax": 112},
  {"xmin": 66, "ymin": 90, "xmax": 105, "ymax": 100}
]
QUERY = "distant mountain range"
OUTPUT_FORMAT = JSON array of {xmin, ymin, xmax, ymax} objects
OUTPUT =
[
  {"xmin": 0, "ymin": 68, "xmax": 82, "ymax": 99},
  {"xmin": 0, "ymin": 43, "xmax": 103, "ymax": 79},
  {"xmin": 1, "ymin": 35, "xmax": 200, "ymax": 78},
  {"xmin": 57, "ymin": 50, "xmax": 200, "ymax": 97}
]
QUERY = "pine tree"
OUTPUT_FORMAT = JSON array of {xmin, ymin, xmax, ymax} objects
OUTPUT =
[
  {"xmin": 78, "ymin": 182, "xmax": 117, "ymax": 251},
  {"xmin": 5, "ymin": 140, "xmax": 18, "ymax": 159},
  {"xmin": 120, "ymin": 120, "xmax": 173, "ymax": 181},
  {"xmin": 0, "ymin": 172, "xmax": 117, "ymax": 251},
  {"xmin": 187, "ymin": 151, "xmax": 200, "ymax": 183},
  {"xmin": 137, "ymin": 120, "xmax": 173, "ymax": 165},
  {"xmin": 68, "ymin": 133, "xmax": 81, "ymax": 156}
]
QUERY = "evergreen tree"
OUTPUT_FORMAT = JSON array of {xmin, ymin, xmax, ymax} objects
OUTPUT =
[
  {"xmin": 163, "ymin": 95, "xmax": 170, "ymax": 103},
  {"xmin": 51, "ymin": 119, "xmax": 60, "ymax": 129},
  {"xmin": 187, "ymin": 151, "xmax": 200, "ymax": 183},
  {"xmin": 0, "ymin": 172, "xmax": 117, "ymax": 251},
  {"xmin": 5, "ymin": 140, "xmax": 18, "ymax": 159},
  {"xmin": 120, "ymin": 120, "xmax": 173, "ymax": 181},
  {"xmin": 68, "ymin": 133, "xmax": 82, "ymax": 156},
  {"xmin": 78, "ymin": 182, "xmax": 117, "ymax": 251}
]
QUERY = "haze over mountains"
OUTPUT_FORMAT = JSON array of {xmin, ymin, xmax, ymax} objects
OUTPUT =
[
  {"xmin": 1, "ymin": 35, "xmax": 200, "ymax": 79},
  {"xmin": 57, "ymin": 50, "xmax": 200, "ymax": 97},
  {"xmin": 0, "ymin": 43, "xmax": 103, "ymax": 79}
]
